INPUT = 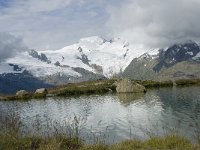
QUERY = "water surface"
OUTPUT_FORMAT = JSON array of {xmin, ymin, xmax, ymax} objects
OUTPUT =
[{"xmin": 0, "ymin": 86, "xmax": 200, "ymax": 144}]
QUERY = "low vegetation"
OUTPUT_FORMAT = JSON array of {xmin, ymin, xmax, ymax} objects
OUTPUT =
[
  {"xmin": 48, "ymin": 79, "xmax": 117, "ymax": 96},
  {"xmin": 0, "ymin": 95, "xmax": 30, "ymax": 101},
  {"xmin": 136, "ymin": 80, "xmax": 174, "ymax": 88},
  {"xmin": 1, "ymin": 78, "xmax": 200, "ymax": 101},
  {"xmin": 175, "ymin": 78, "xmax": 200, "ymax": 86},
  {"xmin": 46, "ymin": 78, "xmax": 200, "ymax": 97},
  {"xmin": 0, "ymin": 134, "xmax": 199, "ymax": 150}
]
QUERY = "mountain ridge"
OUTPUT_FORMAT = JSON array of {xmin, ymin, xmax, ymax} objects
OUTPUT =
[
  {"xmin": 0, "ymin": 36, "xmax": 134, "ymax": 94},
  {"xmin": 123, "ymin": 41, "xmax": 200, "ymax": 80},
  {"xmin": 1, "ymin": 36, "xmax": 200, "ymax": 94}
]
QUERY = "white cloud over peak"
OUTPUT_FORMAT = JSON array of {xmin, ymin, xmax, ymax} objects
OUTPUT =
[{"xmin": 107, "ymin": 0, "xmax": 200, "ymax": 49}]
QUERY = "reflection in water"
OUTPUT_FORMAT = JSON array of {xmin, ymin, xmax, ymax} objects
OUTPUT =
[
  {"xmin": 154, "ymin": 86, "xmax": 200, "ymax": 141},
  {"xmin": 0, "ymin": 86, "xmax": 200, "ymax": 143},
  {"xmin": 117, "ymin": 93, "xmax": 144, "ymax": 105}
]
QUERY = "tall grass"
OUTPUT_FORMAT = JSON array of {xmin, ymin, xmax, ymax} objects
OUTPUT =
[{"xmin": 0, "ymin": 110, "xmax": 200, "ymax": 150}]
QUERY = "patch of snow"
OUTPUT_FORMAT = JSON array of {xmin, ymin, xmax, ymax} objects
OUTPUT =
[
  {"xmin": 193, "ymin": 52, "xmax": 200, "ymax": 60},
  {"xmin": 175, "ymin": 47, "xmax": 180, "ymax": 52},
  {"xmin": 186, "ymin": 51, "xmax": 193, "ymax": 55},
  {"xmin": 136, "ymin": 48, "xmax": 159, "ymax": 61},
  {"xmin": 146, "ymin": 48, "xmax": 159, "ymax": 56}
]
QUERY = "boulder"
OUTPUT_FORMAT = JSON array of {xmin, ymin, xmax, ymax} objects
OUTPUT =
[
  {"xmin": 116, "ymin": 78, "xmax": 146, "ymax": 93},
  {"xmin": 34, "ymin": 88, "xmax": 48, "ymax": 98},
  {"xmin": 16, "ymin": 90, "xmax": 29, "ymax": 97},
  {"xmin": 35, "ymin": 88, "xmax": 48, "ymax": 95}
]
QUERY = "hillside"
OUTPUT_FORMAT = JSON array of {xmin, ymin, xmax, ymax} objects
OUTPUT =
[
  {"xmin": 123, "ymin": 41, "xmax": 200, "ymax": 80},
  {"xmin": 1, "ymin": 36, "xmax": 200, "ymax": 94},
  {"xmin": 0, "ymin": 36, "xmax": 135, "ymax": 94}
]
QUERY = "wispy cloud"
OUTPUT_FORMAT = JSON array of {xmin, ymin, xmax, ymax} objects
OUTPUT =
[{"xmin": 0, "ymin": 32, "xmax": 27, "ymax": 61}]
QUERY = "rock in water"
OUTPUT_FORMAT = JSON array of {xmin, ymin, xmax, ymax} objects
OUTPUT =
[{"xmin": 116, "ymin": 78, "xmax": 146, "ymax": 93}]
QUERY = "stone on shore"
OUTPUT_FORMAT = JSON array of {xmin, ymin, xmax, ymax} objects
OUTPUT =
[
  {"xmin": 16, "ymin": 90, "xmax": 30, "ymax": 99},
  {"xmin": 116, "ymin": 78, "xmax": 146, "ymax": 93},
  {"xmin": 16, "ymin": 90, "xmax": 29, "ymax": 96},
  {"xmin": 34, "ymin": 88, "xmax": 48, "ymax": 98},
  {"xmin": 35, "ymin": 88, "xmax": 48, "ymax": 94}
]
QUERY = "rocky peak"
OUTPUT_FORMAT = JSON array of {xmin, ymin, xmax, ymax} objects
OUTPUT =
[
  {"xmin": 28, "ymin": 49, "xmax": 51, "ymax": 64},
  {"xmin": 9, "ymin": 64, "xmax": 23, "ymax": 72},
  {"xmin": 153, "ymin": 41, "xmax": 200, "ymax": 72}
]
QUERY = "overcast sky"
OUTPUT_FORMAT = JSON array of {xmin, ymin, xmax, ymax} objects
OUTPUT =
[{"xmin": 1, "ymin": 0, "xmax": 200, "ymax": 53}]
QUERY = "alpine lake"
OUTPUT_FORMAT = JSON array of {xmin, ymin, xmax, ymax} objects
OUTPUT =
[{"xmin": 1, "ymin": 86, "xmax": 200, "ymax": 144}]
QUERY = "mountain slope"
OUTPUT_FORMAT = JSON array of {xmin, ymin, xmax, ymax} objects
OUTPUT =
[
  {"xmin": 0, "ymin": 71, "xmax": 53, "ymax": 94},
  {"xmin": 0, "ymin": 36, "xmax": 136, "ymax": 94},
  {"xmin": 2, "ymin": 36, "xmax": 200, "ymax": 94},
  {"xmin": 123, "ymin": 41, "xmax": 200, "ymax": 80},
  {"xmin": 2, "ymin": 36, "xmax": 135, "ymax": 77}
]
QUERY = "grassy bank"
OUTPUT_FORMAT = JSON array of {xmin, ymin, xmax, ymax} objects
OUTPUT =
[
  {"xmin": 1, "ymin": 115, "xmax": 199, "ymax": 150},
  {"xmin": 0, "ymin": 134, "xmax": 199, "ymax": 150},
  {"xmin": 137, "ymin": 78, "xmax": 200, "ymax": 88},
  {"xmin": 1, "ymin": 113, "xmax": 200, "ymax": 150},
  {"xmin": 48, "ymin": 79, "xmax": 117, "ymax": 96},
  {"xmin": 48, "ymin": 78, "xmax": 200, "ymax": 96},
  {"xmin": 136, "ymin": 80, "xmax": 173, "ymax": 88},
  {"xmin": 0, "ymin": 80, "xmax": 117, "ymax": 101},
  {"xmin": 1, "ymin": 78, "xmax": 200, "ymax": 101}
]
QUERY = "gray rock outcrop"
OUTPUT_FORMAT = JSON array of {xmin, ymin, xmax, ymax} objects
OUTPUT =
[
  {"xmin": 54, "ymin": 61, "xmax": 61, "ymax": 66},
  {"xmin": 122, "ymin": 41, "xmax": 200, "ymax": 81},
  {"xmin": 116, "ymin": 78, "xmax": 146, "ymax": 93},
  {"xmin": 28, "ymin": 49, "xmax": 51, "ymax": 64}
]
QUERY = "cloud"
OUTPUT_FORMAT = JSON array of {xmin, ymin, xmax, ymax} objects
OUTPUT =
[
  {"xmin": 2, "ymin": 0, "xmax": 199, "ymax": 52},
  {"xmin": 1, "ymin": 0, "xmax": 73, "ymax": 13},
  {"xmin": 0, "ymin": 0, "xmax": 112, "ymax": 50},
  {"xmin": 107, "ymin": 0, "xmax": 200, "ymax": 49},
  {"xmin": 0, "ymin": 33, "xmax": 27, "ymax": 61}
]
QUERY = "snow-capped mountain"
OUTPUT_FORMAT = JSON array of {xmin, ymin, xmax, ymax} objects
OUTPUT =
[
  {"xmin": 1, "ymin": 36, "xmax": 135, "ymax": 78},
  {"xmin": 0, "ymin": 36, "xmax": 138, "ymax": 94},
  {"xmin": 123, "ymin": 41, "xmax": 200, "ymax": 80},
  {"xmin": 1, "ymin": 35, "xmax": 200, "ymax": 94}
]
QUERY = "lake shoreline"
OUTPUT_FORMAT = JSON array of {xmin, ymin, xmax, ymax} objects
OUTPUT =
[{"xmin": 1, "ymin": 78, "xmax": 200, "ymax": 101}]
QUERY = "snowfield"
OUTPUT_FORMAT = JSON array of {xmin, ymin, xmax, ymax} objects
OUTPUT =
[
  {"xmin": 0, "ymin": 36, "xmax": 142, "ymax": 78},
  {"xmin": 1, "ymin": 36, "xmax": 200, "ymax": 80}
]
